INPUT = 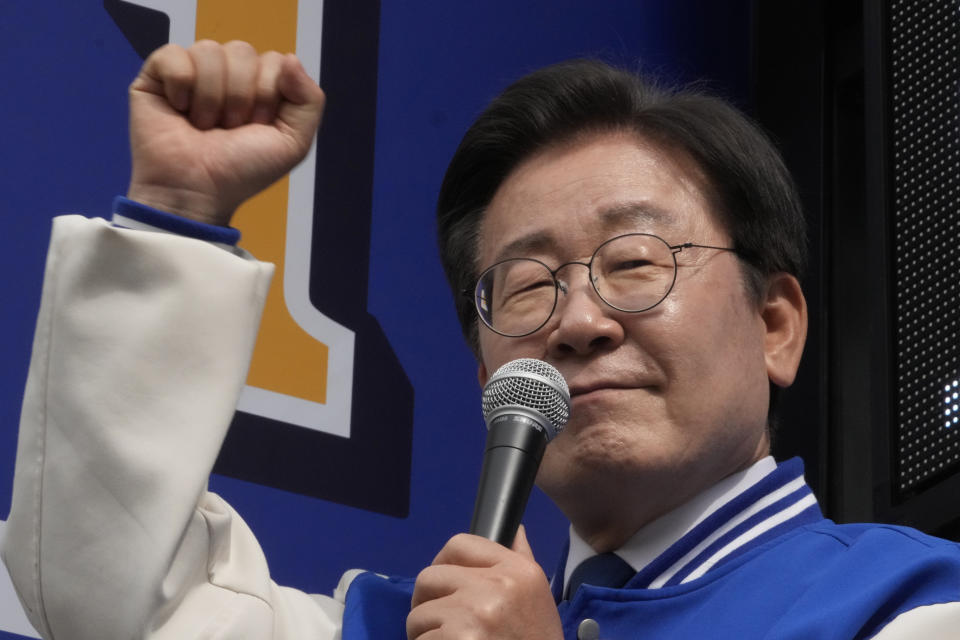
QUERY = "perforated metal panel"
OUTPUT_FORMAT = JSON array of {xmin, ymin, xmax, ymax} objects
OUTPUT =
[{"xmin": 890, "ymin": 0, "xmax": 960, "ymax": 494}]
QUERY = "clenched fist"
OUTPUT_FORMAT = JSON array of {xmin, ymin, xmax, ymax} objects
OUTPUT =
[{"xmin": 126, "ymin": 40, "xmax": 326, "ymax": 226}]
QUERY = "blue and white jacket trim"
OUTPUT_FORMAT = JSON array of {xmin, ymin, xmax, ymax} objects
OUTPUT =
[{"xmin": 551, "ymin": 456, "xmax": 821, "ymax": 600}]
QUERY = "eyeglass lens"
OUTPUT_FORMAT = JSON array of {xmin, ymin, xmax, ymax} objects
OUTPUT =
[{"xmin": 475, "ymin": 234, "xmax": 677, "ymax": 337}]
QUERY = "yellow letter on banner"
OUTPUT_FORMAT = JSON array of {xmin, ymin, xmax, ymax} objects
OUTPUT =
[{"xmin": 127, "ymin": 0, "xmax": 355, "ymax": 438}]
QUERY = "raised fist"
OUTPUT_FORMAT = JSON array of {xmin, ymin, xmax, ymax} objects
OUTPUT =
[{"xmin": 126, "ymin": 40, "xmax": 326, "ymax": 226}]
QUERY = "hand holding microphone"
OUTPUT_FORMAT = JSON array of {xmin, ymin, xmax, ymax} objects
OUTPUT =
[{"xmin": 407, "ymin": 358, "xmax": 569, "ymax": 640}]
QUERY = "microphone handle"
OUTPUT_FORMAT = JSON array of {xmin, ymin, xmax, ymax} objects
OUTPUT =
[{"xmin": 469, "ymin": 413, "xmax": 549, "ymax": 546}]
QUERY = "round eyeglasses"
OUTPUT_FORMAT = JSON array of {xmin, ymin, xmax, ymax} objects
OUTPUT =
[{"xmin": 474, "ymin": 233, "xmax": 737, "ymax": 337}]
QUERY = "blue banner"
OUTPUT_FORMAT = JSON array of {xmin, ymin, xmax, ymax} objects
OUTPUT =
[{"xmin": 0, "ymin": 1, "xmax": 749, "ymax": 636}]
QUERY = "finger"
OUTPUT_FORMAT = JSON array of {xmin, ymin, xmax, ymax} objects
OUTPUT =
[
  {"xmin": 275, "ymin": 53, "xmax": 326, "ymax": 138},
  {"xmin": 251, "ymin": 50, "xmax": 284, "ymax": 124},
  {"xmin": 221, "ymin": 40, "xmax": 258, "ymax": 128},
  {"xmin": 408, "ymin": 593, "xmax": 499, "ymax": 640},
  {"xmin": 131, "ymin": 43, "xmax": 194, "ymax": 112},
  {"xmin": 511, "ymin": 524, "xmax": 535, "ymax": 560},
  {"xmin": 410, "ymin": 564, "xmax": 470, "ymax": 609},
  {"xmin": 276, "ymin": 53, "xmax": 325, "ymax": 106},
  {"xmin": 431, "ymin": 533, "xmax": 507, "ymax": 568},
  {"xmin": 406, "ymin": 597, "xmax": 449, "ymax": 640},
  {"xmin": 187, "ymin": 39, "xmax": 226, "ymax": 130}
]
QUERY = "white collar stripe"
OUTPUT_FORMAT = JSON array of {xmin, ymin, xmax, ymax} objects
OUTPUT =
[
  {"xmin": 626, "ymin": 461, "xmax": 807, "ymax": 588},
  {"xmin": 557, "ymin": 458, "xmax": 823, "ymax": 598},
  {"xmin": 646, "ymin": 475, "xmax": 808, "ymax": 588},
  {"xmin": 678, "ymin": 492, "xmax": 820, "ymax": 584},
  {"xmin": 657, "ymin": 485, "xmax": 817, "ymax": 587}
]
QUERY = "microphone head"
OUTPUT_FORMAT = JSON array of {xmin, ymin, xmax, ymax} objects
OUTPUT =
[{"xmin": 481, "ymin": 358, "xmax": 571, "ymax": 440}]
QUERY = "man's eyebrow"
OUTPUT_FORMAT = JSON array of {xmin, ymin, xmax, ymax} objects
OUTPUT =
[
  {"xmin": 596, "ymin": 202, "xmax": 675, "ymax": 229},
  {"xmin": 491, "ymin": 231, "xmax": 557, "ymax": 265},
  {"xmin": 487, "ymin": 202, "xmax": 676, "ymax": 266}
]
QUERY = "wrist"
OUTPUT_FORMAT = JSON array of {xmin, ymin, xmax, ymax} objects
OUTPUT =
[{"xmin": 126, "ymin": 182, "xmax": 235, "ymax": 227}]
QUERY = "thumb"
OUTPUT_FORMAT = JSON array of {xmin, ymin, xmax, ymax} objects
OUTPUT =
[
  {"xmin": 511, "ymin": 524, "xmax": 535, "ymax": 560},
  {"xmin": 276, "ymin": 53, "xmax": 326, "ymax": 140}
]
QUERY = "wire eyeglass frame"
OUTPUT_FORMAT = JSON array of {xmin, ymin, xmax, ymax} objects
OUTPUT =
[{"xmin": 473, "ymin": 232, "xmax": 738, "ymax": 338}]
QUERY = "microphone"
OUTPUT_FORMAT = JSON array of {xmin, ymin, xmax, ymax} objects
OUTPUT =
[{"xmin": 470, "ymin": 358, "xmax": 571, "ymax": 546}]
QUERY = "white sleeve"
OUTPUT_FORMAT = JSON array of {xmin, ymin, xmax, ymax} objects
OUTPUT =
[
  {"xmin": 1, "ymin": 215, "xmax": 343, "ymax": 640},
  {"xmin": 870, "ymin": 602, "xmax": 960, "ymax": 639}
]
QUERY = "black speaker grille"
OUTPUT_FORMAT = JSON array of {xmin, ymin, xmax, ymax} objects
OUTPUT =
[{"xmin": 890, "ymin": 0, "xmax": 960, "ymax": 494}]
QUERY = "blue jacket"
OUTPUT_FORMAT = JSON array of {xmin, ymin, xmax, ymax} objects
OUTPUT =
[{"xmin": 341, "ymin": 459, "xmax": 960, "ymax": 639}]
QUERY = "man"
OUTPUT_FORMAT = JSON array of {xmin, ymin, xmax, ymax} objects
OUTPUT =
[{"xmin": 4, "ymin": 41, "xmax": 959, "ymax": 640}]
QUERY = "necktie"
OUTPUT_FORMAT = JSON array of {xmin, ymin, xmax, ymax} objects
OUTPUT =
[{"xmin": 565, "ymin": 552, "xmax": 635, "ymax": 599}]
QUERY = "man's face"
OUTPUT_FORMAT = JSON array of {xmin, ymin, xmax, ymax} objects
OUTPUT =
[{"xmin": 476, "ymin": 131, "xmax": 777, "ymax": 537}]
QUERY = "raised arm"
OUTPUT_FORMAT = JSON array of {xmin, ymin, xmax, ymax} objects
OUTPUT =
[{"xmin": 2, "ymin": 42, "xmax": 338, "ymax": 640}]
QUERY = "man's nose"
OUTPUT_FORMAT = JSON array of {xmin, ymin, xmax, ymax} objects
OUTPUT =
[{"xmin": 545, "ymin": 264, "xmax": 625, "ymax": 357}]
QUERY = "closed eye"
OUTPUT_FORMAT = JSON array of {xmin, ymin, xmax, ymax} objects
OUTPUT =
[
  {"xmin": 611, "ymin": 259, "xmax": 653, "ymax": 271},
  {"xmin": 505, "ymin": 278, "xmax": 555, "ymax": 297}
]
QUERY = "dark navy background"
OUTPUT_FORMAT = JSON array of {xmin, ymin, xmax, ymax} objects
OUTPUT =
[{"xmin": 0, "ymin": 1, "xmax": 750, "ymax": 636}]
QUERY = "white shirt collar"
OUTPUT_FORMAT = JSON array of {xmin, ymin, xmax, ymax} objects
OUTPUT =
[{"xmin": 563, "ymin": 456, "xmax": 777, "ymax": 592}]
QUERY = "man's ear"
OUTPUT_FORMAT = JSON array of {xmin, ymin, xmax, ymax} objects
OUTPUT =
[
  {"xmin": 478, "ymin": 362, "xmax": 489, "ymax": 388},
  {"xmin": 762, "ymin": 272, "xmax": 808, "ymax": 388}
]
